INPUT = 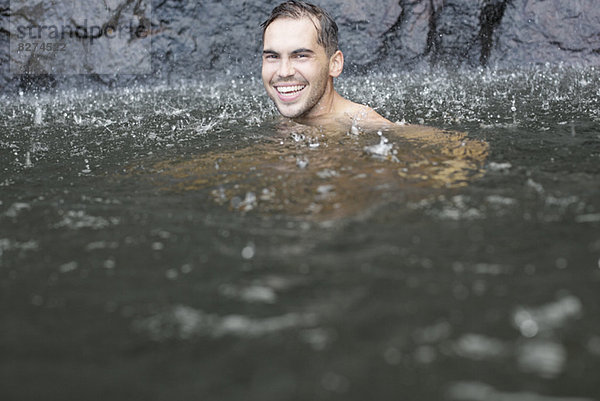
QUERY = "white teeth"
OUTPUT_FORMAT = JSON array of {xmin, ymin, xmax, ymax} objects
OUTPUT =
[{"xmin": 276, "ymin": 85, "xmax": 305, "ymax": 94}]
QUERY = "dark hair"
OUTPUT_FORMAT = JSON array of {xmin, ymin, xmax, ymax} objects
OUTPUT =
[{"xmin": 260, "ymin": 1, "xmax": 339, "ymax": 58}]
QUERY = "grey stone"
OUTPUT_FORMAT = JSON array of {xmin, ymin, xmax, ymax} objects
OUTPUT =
[
  {"xmin": 433, "ymin": 0, "xmax": 485, "ymax": 67},
  {"xmin": 1, "ymin": 0, "xmax": 599, "ymax": 91},
  {"xmin": 489, "ymin": 0, "xmax": 600, "ymax": 67}
]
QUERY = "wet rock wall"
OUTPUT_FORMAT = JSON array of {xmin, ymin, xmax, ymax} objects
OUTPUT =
[{"xmin": 1, "ymin": 0, "xmax": 599, "ymax": 90}]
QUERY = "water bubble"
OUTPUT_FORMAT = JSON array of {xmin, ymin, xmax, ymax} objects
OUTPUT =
[
  {"xmin": 259, "ymin": 188, "xmax": 275, "ymax": 201},
  {"xmin": 103, "ymin": 258, "xmax": 116, "ymax": 269},
  {"xmin": 59, "ymin": 261, "xmax": 78, "ymax": 273},
  {"xmin": 4, "ymin": 202, "xmax": 31, "ymax": 218},
  {"xmin": 241, "ymin": 242, "xmax": 255, "ymax": 260},
  {"xmin": 517, "ymin": 316, "xmax": 539, "ymax": 338},
  {"xmin": 453, "ymin": 334, "xmax": 509, "ymax": 361},
  {"xmin": 555, "ymin": 257, "xmax": 568, "ymax": 269},
  {"xmin": 383, "ymin": 347, "xmax": 402, "ymax": 364},
  {"xmin": 211, "ymin": 187, "xmax": 227, "ymax": 204},
  {"xmin": 321, "ymin": 371, "xmax": 349, "ymax": 393},
  {"xmin": 316, "ymin": 169, "xmax": 338, "ymax": 179},
  {"xmin": 513, "ymin": 295, "xmax": 582, "ymax": 337},
  {"xmin": 31, "ymin": 294, "xmax": 44, "ymax": 306},
  {"xmin": 575, "ymin": 213, "xmax": 600, "ymax": 223},
  {"xmin": 316, "ymin": 184, "xmax": 335, "ymax": 195},
  {"xmin": 414, "ymin": 345, "xmax": 437, "ymax": 364},
  {"xmin": 588, "ymin": 336, "xmax": 600, "ymax": 355},
  {"xmin": 165, "ymin": 268, "xmax": 179, "ymax": 280},
  {"xmin": 487, "ymin": 162, "xmax": 512, "ymax": 172},
  {"xmin": 526, "ymin": 178, "xmax": 544, "ymax": 194},
  {"xmin": 239, "ymin": 285, "xmax": 276, "ymax": 303},
  {"xmin": 517, "ymin": 340, "xmax": 567, "ymax": 379}
]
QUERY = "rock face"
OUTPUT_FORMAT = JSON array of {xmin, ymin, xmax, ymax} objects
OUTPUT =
[
  {"xmin": 489, "ymin": 0, "xmax": 600, "ymax": 66},
  {"xmin": 1, "ymin": 0, "xmax": 599, "ymax": 90}
]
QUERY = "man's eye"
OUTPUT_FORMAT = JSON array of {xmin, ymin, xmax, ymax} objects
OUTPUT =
[{"xmin": 264, "ymin": 54, "xmax": 278, "ymax": 60}]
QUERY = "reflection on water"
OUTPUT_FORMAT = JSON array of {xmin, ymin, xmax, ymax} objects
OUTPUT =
[
  {"xmin": 447, "ymin": 381, "xmax": 595, "ymax": 401},
  {"xmin": 133, "ymin": 304, "xmax": 317, "ymax": 340},
  {"xmin": 128, "ymin": 122, "xmax": 488, "ymax": 220}
]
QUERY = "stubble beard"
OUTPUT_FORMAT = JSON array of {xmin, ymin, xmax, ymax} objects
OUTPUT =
[{"xmin": 271, "ymin": 68, "xmax": 330, "ymax": 119}]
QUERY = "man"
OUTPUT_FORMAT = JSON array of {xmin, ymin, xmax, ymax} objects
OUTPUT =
[
  {"xmin": 261, "ymin": 0, "xmax": 391, "ymax": 127},
  {"xmin": 135, "ymin": 1, "xmax": 488, "ymax": 219}
]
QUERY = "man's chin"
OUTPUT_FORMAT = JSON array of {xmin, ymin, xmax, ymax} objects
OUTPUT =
[{"xmin": 276, "ymin": 105, "xmax": 304, "ymax": 119}]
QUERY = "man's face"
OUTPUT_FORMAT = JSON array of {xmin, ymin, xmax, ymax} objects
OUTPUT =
[{"xmin": 262, "ymin": 17, "xmax": 333, "ymax": 119}]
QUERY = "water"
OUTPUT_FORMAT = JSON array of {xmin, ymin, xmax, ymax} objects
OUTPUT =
[{"xmin": 1, "ymin": 66, "xmax": 599, "ymax": 401}]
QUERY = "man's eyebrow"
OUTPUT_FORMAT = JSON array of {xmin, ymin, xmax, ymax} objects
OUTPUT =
[
  {"xmin": 291, "ymin": 48, "xmax": 315, "ymax": 55},
  {"xmin": 262, "ymin": 49, "xmax": 315, "ymax": 56}
]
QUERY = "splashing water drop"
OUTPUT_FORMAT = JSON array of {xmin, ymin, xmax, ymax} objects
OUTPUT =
[
  {"xmin": 291, "ymin": 132, "xmax": 305, "ymax": 142},
  {"xmin": 234, "ymin": 192, "xmax": 257, "ymax": 212},
  {"xmin": 82, "ymin": 159, "xmax": 91, "ymax": 174},
  {"xmin": 24, "ymin": 152, "xmax": 33, "ymax": 168},
  {"xmin": 363, "ymin": 131, "xmax": 399, "ymax": 162},
  {"xmin": 34, "ymin": 106, "xmax": 43, "ymax": 125},
  {"xmin": 296, "ymin": 157, "xmax": 309, "ymax": 169}
]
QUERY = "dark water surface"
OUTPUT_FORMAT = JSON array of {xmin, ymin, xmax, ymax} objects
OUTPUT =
[{"xmin": 1, "ymin": 67, "xmax": 600, "ymax": 401}]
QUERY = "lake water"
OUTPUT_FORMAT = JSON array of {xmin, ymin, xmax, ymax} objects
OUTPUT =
[{"xmin": 1, "ymin": 66, "xmax": 599, "ymax": 400}]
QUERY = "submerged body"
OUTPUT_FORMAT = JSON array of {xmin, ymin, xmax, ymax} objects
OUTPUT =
[{"xmin": 132, "ymin": 122, "xmax": 488, "ymax": 221}]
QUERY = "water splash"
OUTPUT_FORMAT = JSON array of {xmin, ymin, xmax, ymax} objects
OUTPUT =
[
  {"xmin": 363, "ymin": 131, "xmax": 399, "ymax": 162},
  {"xmin": 34, "ymin": 106, "xmax": 43, "ymax": 125}
]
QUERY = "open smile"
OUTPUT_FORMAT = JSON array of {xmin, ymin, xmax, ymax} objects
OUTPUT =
[{"xmin": 274, "ymin": 84, "xmax": 307, "ymax": 101}]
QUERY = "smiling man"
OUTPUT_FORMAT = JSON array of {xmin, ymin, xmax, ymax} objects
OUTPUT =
[{"xmin": 261, "ymin": 1, "xmax": 390, "ymax": 127}]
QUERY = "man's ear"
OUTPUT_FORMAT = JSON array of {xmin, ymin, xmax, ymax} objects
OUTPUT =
[{"xmin": 329, "ymin": 50, "xmax": 344, "ymax": 78}]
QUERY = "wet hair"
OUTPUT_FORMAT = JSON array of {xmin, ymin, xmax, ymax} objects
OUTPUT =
[{"xmin": 260, "ymin": 1, "xmax": 339, "ymax": 58}]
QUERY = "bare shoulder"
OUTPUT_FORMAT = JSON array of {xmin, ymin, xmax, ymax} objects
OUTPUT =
[{"xmin": 340, "ymin": 99, "xmax": 393, "ymax": 127}]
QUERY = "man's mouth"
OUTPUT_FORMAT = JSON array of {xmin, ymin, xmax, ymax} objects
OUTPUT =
[
  {"xmin": 275, "ymin": 85, "xmax": 306, "ymax": 94},
  {"xmin": 274, "ymin": 84, "xmax": 307, "ymax": 101}
]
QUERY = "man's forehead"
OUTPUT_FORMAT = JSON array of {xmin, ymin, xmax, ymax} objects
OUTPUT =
[{"xmin": 263, "ymin": 16, "xmax": 320, "ymax": 47}]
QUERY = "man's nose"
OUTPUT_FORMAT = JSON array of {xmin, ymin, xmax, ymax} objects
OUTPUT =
[{"xmin": 277, "ymin": 58, "xmax": 295, "ymax": 77}]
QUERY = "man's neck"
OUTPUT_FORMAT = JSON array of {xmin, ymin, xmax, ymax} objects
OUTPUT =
[
  {"xmin": 290, "ymin": 79, "xmax": 392, "ymax": 129},
  {"xmin": 293, "ymin": 80, "xmax": 340, "ymax": 122}
]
